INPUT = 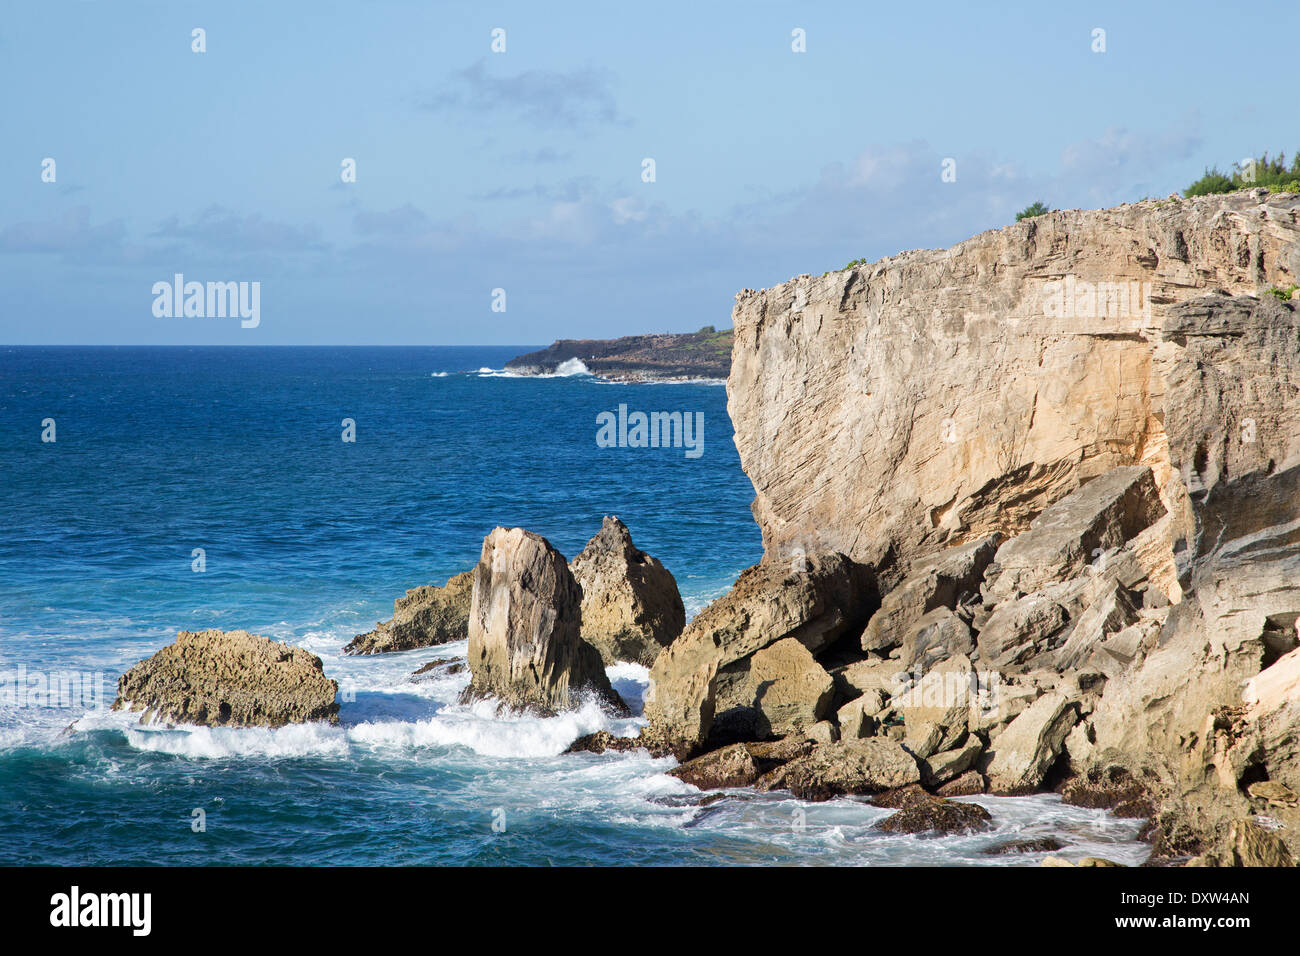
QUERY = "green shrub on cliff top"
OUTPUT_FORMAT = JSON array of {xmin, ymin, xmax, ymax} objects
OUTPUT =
[
  {"xmin": 1015, "ymin": 201, "xmax": 1051, "ymax": 222},
  {"xmin": 1184, "ymin": 152, "xmax": 1300, "ymax": 197}
]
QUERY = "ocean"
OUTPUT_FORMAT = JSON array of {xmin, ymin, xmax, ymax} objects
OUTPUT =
[{"xmin": 0, "ymin": 346, "xmax": 1147, "ymax": 865}]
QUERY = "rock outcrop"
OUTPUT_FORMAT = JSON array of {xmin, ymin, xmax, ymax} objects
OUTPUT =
[
  {"xmin": 756, "ymin": 738, "xmax": 921, "ymax": 801},
  {"xmin": 734, "ymin": 638, "xmax": 835, "ymax": 739},
  {"xmin": 113, "ymin": 629, "xmax": 339, "ymax": 727},
  {"xmin": 569, "ymin": 516, "xmax": 686, "ymax": 667},
  {"xmin": 344, "ymin": 571, "xmax": 473, "ymax": 655},
  {"xmin": 460, "ymin": 527, "xmax": 626, "ymax": 716},
  {"xmin": 715, "ymin": 191, "xmax": 1300, "ymax": 863},
  {"xmin": 873, "ymin": 784, "xmax": 993, "ymax": 835},
  {"xmin": 728, "ymin": 191, "xmax": 1300, "ymax": 582},
  {"xmin": 642, "ymin": 552, "xmax": 875, "ymax": 755}
]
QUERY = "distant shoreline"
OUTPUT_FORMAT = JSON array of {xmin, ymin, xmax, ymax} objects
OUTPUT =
[{"xmin": 505, "ymin": 328, "xmax": 733, "ymax": 383}]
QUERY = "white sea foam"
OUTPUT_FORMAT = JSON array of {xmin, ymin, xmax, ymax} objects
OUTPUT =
[
  {"xmin": 554, "ymin": 357, "xmax": 591, "ymax": 376},
  {"xmin": 27, "ymin": 613, "xmax": 1154, "ymax": 865}
]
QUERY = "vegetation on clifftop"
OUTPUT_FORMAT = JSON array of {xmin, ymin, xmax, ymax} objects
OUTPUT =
[
  {"xmin": 1184, "ymin": 152, "xmax": 1300, "ymax": 197},
  {"xmin": 1015, "ymin": 201, "xmax": 1052, "ymax": 222}
]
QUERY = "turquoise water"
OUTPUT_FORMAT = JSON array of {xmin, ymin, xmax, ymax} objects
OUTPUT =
[{"xmin": 0, "ymin": 347, "xmax": 1147, "ymax": 865}]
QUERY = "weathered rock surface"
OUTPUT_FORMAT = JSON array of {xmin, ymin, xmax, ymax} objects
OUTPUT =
[
  {"xmin": 936, "ymin": 770, "xmax": 987, "ymax": 797},
  {"xmin": 643, "ymin": 552, "xmax": 874, "ymax": 755},
  {"xmin": 113, "ymin": 629, "xmax": 339, "ymax": 727},
  {"xmin": 732, "ymin": 637, "xmax": 835, "ymax": 739},
  {"xmin": 344, "ymin": 571, "xmax": 474, "ymax": 655},
  {"xmin": 919, "ymin": 737, "xmax": 985, "ymax": 787},
  {"xmin": 873, "ymin": 784, "xmax": 993, "ymax": 835},
  {"xmin": 982, "ymin": 465, "xmax": 1164, "ymax": 603},
  {"xmin": 569, "ymin": 516, "xmax": 686, "ymax": 667},
  {"xmin": 460, "ymin": 527, "xmax": 626, "ymax": 716},
  {"xmin": 861, "ymin": 536, "xmax": 998, "ymax": 652},
  {"xmin": 899, "ymin": 608, "xmax": 975, "ymax": 673},
  {"xmin": 985, "ymin": 693, "xmax": 1078, "ymax": 794},
  {"xmin": 699, "ymin": 191, "xmax": 1300, "ymax": 863},
  {"xmin": 728, "ymin": 192, "xmax": 1300, "ymax": 580},
  {"xmin": 898, "ymin": 654, "xmax": 975, "ymax": 759},
  {"xmin": 669, "ymin": 743, "xmax": 761, "ymax": 790},
  {"xmin": 756, "ymin": 738, "xmax": 920, "ymax": 801}
]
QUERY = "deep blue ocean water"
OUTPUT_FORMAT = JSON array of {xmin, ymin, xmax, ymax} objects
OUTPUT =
[{"xmin": 0, "ymin": 347, "xmax": 1147, "ymax": 865}]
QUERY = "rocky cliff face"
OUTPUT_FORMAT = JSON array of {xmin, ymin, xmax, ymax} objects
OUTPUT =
[
  {"xmin": 728, "ymin": 191, "xmax": 1300, "ymax": 585},
  {"xmin": 668, "ymin": 190, "xmax": 1300, "ymax": 861}
]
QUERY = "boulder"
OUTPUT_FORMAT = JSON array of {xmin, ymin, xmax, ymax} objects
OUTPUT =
[
  {"xmin": 898, "ymin": 655, "xmax": 974, "ymax": 759},
  {"xmin": 983, "ymin": 465, "xmax": 1165, "ymax": 603},
  {"xmin": 837, "ymin": 692, "xmax": 883, "ymax": 740},
  {"xmin": 834, "ymin": 658, "xmax": 900, "ymax": 700},
  {"xmin": 976, "ymin": 591, "xmax": 1070, "ymax": 671},
  {"xmin": 982, "ymin": 837, "xmax": 1065, "ymax": 855},
  {"xmin": 756, "ymin": 738, "xmax": 920, "ymax": 801},
  {"xmin": 459, "ymin": 527, "xmax": 626, "ymax": 716},
  {"xmin": 861, "ymin": 536, "xmax": 998, "ymax": 652},
  {"xmin": 564, "ymin": 731, "xmax": 643, "ymax": 755},
  {"xmin": 734, "ymin": 637, "xmax": 835, "ymax": 739},
  {"xmin": 920, "ymin": 737, "xmax": 985, "ymax": 787},
  {"xmin": 644, "ymin": 552, "xmax": 874, "ymax": 755},
  {"xmin": 569, "ymin": 516, "xmax": 686, "ymax": 666},
  {"xmin": 805, "ymin": 720, "xmax": 839, "ymax": 744},
  {"xmin": 344, "ymin": 570, "xmax": 473, "ymax": 655},
  {"xmin": 873, "ymin": 784, "xmax": 992, "ymax": 835},
  {"xmin": 669, "ymin": 743, "xmax": 761, "ymax": 790},
  {"xmin": 900, "ymin": 607, "xmax": 975, "ymax": 672},
  {"xmin": 1225, "ymin": 818, "xmax": 1295, "ymax": 867},
  {"xmin": 985, "ymin": 693, "xmax": 1078, "ymax": 794},
  {"xmin": 936, "ymin": 770, "xmax": 987, "ymax": 797},
  {"xmin": 113, "ymin": 629, "xmax": 338, "ymax": 727}
]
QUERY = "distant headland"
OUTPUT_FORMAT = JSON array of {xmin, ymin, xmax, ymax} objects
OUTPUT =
[{"xmin": 505, "ymin": 326, "xmax": 732, "ymax": 382}]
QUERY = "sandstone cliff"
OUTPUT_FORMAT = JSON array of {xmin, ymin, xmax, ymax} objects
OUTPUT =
[
  {"xmin": 640, "ymin": 191, "xmax": 1300, "ymax": 860},
  {"xmin": 728, "ymin": 190, "xmax": 1300, "ymax": 585}
]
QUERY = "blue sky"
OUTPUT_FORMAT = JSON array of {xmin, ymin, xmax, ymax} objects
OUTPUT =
[{"xmin": 1, "ymin": 0, "xmax": 1295, "ymax": 345}]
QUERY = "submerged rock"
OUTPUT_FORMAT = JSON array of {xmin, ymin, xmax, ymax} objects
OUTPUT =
[
  {"xmin": 345, "ymin": 570, "xmax": 473, "ymax": 655},
  {"xmin": 564, "ymin": 731, "xmax": 643, "ymax": 755},
  {"xmin": 113, "ymin": 629, "xmax": 339, "ymax": 727},
  {"xmin": 410, "ymin": 657, "xmax": 466, "ymax": 680},
  {"xmin": 873, "ymin": 784, "xmax": 993, "ymax": 835},
  {"xmin": 569, "ymin": 516, "xmax": 686, "ymax": 667},
  {"xmin": 982, "ymin": 837, "xmax": 1065, "ymax": 856},
  {"xmin": 460, "ymin": 527, "xmax": 627, "ymax": 716},
  {"xmin": 756, "ymin": 738, "xmax": 920, "ymax": 801},
  {"xmin": 669, "ymin": 743, "xmax": 761, "ymax": 790}
]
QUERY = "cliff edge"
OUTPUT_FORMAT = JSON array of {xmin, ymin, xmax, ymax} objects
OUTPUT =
[{"xmin": 640, "ymin": 190, "xmax": 1300, "ymax": 863}]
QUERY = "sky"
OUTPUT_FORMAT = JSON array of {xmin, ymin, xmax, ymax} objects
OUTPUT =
[{"xmin": 1, "ymin": 0, "xmax": 1296, "ymax": 345}]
